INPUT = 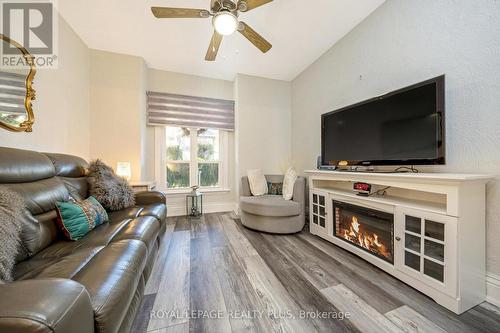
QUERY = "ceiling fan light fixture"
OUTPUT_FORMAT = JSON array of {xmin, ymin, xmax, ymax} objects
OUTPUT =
[{"xmin": 213, "ymin": 11, "xmax": 238, "ymax": 36}]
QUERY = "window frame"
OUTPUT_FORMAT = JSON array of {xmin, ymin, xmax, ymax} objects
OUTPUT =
[{"xmin": 155, "ymin": 126, "xmax": 229, "ymax": 192}]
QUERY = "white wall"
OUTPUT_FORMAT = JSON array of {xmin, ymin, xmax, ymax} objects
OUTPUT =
[
  {"xmin": 89, "ymin": 50, "xmax": 147, "ymax": 181},
  {"xmin": 147, "ymin": 69, "xmax": 236, "ymax": 215},
  {"xmin": 0, "ymin": 17, "xmax": 90, "ymax": 158},
  {"xmin": 291, "ymin": 0, "xmax": 500, "ymax": 299},
  {"xmin": 235, "ymin": 74, "xmax": 292, "ymax": 196},
  {"xmin": 148, "ymin": 69, "xmax": 234, "ymax": 99}
]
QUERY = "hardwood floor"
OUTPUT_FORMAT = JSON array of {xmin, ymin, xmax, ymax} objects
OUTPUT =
[{"xmin": 131, "ymin": 213, "xmax": 500, "ymax": 333}]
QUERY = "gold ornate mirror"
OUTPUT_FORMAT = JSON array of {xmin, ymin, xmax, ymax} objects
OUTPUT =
[{"xmin": 0, "ymin": 34, "xmax": 36, "ymax": 132}]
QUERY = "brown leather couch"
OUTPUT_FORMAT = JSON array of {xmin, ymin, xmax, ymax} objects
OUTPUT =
[{"xmin": 0, "ymin": 147, "xmax": 167, "ymax": 333}]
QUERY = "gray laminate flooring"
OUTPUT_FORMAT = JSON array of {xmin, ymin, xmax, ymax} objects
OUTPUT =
[{"xmin": 131, "ymin": 212, "xmax": 500, "ymax": 333}]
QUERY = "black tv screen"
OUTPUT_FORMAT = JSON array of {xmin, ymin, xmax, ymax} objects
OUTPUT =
[{"xmin": 321, "ymin": 75, "xmax": 445, "ymax": 166}]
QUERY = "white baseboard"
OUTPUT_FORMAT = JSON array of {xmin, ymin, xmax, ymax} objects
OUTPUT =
[
  {"xmin": 167, "ymin": 201, "xmax": 235, "ymax": 217},
  {"xmin": 487, "ymin": 273, "xmax": 500, "ymax": 307}
]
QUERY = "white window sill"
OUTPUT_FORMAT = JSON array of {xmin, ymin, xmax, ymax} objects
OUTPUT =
[{"xmin": 161, "ymin": 188, "xmax": 231, "ymax": 196}]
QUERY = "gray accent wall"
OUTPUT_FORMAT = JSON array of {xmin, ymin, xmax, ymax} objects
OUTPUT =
[{"xmin": 291, "ymin": 0, "xmax": 500, "ymax": 280}]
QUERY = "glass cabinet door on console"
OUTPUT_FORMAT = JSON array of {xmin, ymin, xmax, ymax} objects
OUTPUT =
[
  {"xmin": 394, "ymin": 207, "xmax": 457, "ymax": 297},
  {"xmin": 310, "ymin": 190, "xmax": 329, "ymax": 235}
]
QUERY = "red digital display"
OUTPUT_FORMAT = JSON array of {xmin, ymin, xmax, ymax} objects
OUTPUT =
[{"xmin": 353, "ymin": 182, "xmax": 371, "ymax": 193}]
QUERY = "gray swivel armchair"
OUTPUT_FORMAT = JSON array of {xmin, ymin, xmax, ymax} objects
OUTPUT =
[{"xmin": 239, "ymin": 175, "xmax": 306, "ymax": 234}]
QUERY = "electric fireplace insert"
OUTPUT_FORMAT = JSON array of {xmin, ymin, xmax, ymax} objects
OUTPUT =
[{"xmin": 333, "ymin": 200, "xmax": 394, "ymax": 264}]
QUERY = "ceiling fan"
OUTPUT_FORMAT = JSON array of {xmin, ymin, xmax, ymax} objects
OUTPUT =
[{"xmin": 151, "ymin": 0, "xmax": 273, "ymax": 61}]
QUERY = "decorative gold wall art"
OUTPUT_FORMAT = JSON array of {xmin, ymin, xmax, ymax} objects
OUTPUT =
[{"xmin": 0, "ymin": 34, "xmax": 36, "ymax": 132}]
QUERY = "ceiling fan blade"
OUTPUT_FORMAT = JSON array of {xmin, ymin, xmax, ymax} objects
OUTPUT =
[
  {"xmin": 205, "ymin": 31, "xmax": 223, "ymax": 61},
  {"xmin": 238, "ymin": 22, "xmax": 272, "ymax": 53},
  {"xmin": 151, "ymin": 7, "xmax": 210, "ymax": 18},
  {"xmin": 238, "ymin": 0, "xmax": 273, "ymax": 12}
]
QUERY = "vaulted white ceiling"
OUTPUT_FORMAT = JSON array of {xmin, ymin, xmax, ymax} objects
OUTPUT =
[{"xmin": 59, "ymin": 0, "xmax": 385, "ymax": 81}]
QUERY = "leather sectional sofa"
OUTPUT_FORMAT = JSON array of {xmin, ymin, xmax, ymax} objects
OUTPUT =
[{"xmin": 0, "ymin": 147, "xmax": 167, "ymax": 333}]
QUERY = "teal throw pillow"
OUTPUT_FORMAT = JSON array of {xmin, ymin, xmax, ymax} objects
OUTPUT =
[{"xmin": 56, "ymin": 196, "xmax": 109, "ymax": 241}]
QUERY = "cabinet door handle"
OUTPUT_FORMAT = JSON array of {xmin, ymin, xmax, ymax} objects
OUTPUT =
[{"xmin": 395, "ymin": 236, "xmax": 401, "ymax": 241}]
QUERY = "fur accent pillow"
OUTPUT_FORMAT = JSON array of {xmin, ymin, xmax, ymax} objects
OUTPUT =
[
  {"xmin": 0, "ymin": 186, "xmax": 25, "ymax": 282},
  {"xmin": 87, "ymin": 160, "xmax": 135, "ymax": 211}
]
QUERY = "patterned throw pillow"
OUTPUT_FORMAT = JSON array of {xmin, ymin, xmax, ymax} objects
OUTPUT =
[
  {"xmin": 267, "ymin": 182, "xmax": 283, "ymax": 195},
  {"xmin": 56, "ymin": 196, "xmax": 109, "ymax": 241}
]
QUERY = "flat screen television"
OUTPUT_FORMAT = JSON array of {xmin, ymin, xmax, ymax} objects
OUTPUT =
[{"xmin": 321, "ymin": 75, "xmax": 445, "ymax": 167}]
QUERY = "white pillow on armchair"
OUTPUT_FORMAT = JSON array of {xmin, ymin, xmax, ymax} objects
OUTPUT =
[
  {"xmin": 247, "ymin": 169, "xmax": 268, "ymax": 196},
  {"xmin": 282, "ymin": 167, "xmax": 298, "ymax": 200}
]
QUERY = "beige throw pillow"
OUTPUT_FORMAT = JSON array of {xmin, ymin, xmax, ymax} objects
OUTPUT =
[
  {"xmin": 247, "ymin": 169, "xmax": 268, "ymax": 196},
  {"xmin": 282, "ymin": 167, "xmax": 298, "ymax": 200}
]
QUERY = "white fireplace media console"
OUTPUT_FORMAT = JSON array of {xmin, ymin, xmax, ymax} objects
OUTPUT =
[{"xmin": 305, "ymin": 170, "xmax": 492, "ymax": 314}]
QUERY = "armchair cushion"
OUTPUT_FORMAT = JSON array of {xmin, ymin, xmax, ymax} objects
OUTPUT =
[{"xmin": 240, "ymin": 195, "xmax": 301, "ymax": 217}]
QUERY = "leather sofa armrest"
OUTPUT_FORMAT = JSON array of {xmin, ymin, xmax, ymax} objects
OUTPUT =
[
  {"xmin": 135, "ymin": 191, "xmax": 166, "ymax": 206},
  {"xmin": 292, "ymin": 177, "xmax": 306, "ymax": 212},
  {"xmin": 0, "ymin": 279, "xmax": 94, "ymax": 333}
]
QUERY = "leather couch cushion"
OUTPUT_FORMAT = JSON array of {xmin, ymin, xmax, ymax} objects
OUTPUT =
[
  {"xmin": 240, "ymin": 195, "xmax": 301, "ymax": 217},
  {"xmin": 20, "ymin": 218, "xmax": 132, "ymax": 262},
  {"xmin": 4, "ymin": 178, "xmax": 69, "ymax": 215},
  {"xmin": 44, "ymin": 153, "xmax": 89, "ymax": 200},
  {"xmin": 15, "ymin": 214, "xmax": 160, "ymax": 279},
  {"xmin": 0, "ymin": 279, "xmax": 94, "ymax": 333},
  {"xmin": 111, "ymin": 216, "xmax": 159, "ymax": 253},
  {"xmin": 108, "ymin": 207, "xmax": 143, "ymax": 223},
  {"xmin": 108, "ymin": 204, "xmax": 166, "ymax": 224},
  {"xmin": 73, "ymin": 239, "xmax": 148, "ymax": 333},
  {"xmin": 43, "ymin": 153, "xmax": 88, "ymax": 178},
  {"xmin": 139, "ymin": 203, "xmax": 167, "ymax": 222},
  {"xmin": 60, "ymin": 177, "xmax": 88, "ymax": 200},
  {"xmin": 13, "ymin": 205, "xmax": 62, "ymax": 263},
  {"xmin": 0, "ymin": 147, "xmax": 55, "ymax": 183},
  {"xmin": 14, "ymin": 210, "xmax": 54, "ymax": 262},
  {"xmin": 15, "ymin": 246, "xmax": 103, "ymax": 280}
]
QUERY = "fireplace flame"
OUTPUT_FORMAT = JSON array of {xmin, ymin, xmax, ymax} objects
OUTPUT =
[
  {"xmin": 352, "ymin": 216, "xmax": 360, "ymax": 233},
  {"xmin": 341, "ymin": 215, "xmax": 391, "ymax": 260}
]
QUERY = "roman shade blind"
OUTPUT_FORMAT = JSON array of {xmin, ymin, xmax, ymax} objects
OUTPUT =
[
  {"xmin": 0, "ymin": 71, "xmax": 26, "ymax": 116},
  {"xmin": 147, "ymin": 91, "xmax": 235, "ymax": 131}
]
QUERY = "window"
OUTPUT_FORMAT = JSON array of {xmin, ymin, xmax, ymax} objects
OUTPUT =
[
  {"xmin": 197, "ymin": 129, "xmax": 220, "ymax": 187},
  {"xmin": 162, "ymin": 126, "xmax": 228, "ymax": 190},
  {"xmin": 165, "ymin": 127, "xmax": 190, "ymax": 188}
]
